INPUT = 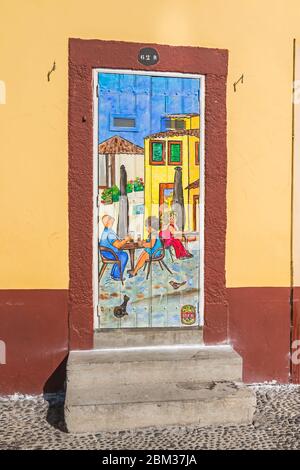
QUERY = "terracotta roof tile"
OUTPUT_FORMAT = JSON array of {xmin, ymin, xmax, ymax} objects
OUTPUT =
[
  {"xmin": 145, "ymin": 129, "xmax": 200, "ymax": 139},
  {"xmin": 99, "ymin": 136, "xmax": 144, "ymax": 155},
  {"xmin": 185, "ymin": 179, "xmax": 199, "ymax": 190},
  {"xmin": 165, "ymin": 113, "xmax": 199, "ymax": 117}
]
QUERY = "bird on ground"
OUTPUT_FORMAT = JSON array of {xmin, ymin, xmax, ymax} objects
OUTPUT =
[{"xmin": 169, "ymin": 280, "xmax": 187, "ymax": 290}]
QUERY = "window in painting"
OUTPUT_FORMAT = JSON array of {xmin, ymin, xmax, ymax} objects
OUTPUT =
[
  {"xmin": 168, "ymin": 141, "xmax": 182, "ymax": 165},
  {"xmin": 150, "ymin": 141, "xmax": 165, "ymax": 165},
  {"xmin": 163, "ymin": 118, "xmax": 186, "ymax": 130},
  {"xmin": 110, "ymin": 114, "xmax": 137, "ymax": 131}
]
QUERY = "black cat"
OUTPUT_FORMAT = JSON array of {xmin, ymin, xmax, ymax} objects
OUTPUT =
[{"xmin": 113, "ymin": 295, "xmax": 130, "ymax": 318}]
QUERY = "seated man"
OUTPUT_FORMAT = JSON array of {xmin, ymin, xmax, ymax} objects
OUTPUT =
[{"xmin": 99, "ymin": 215, "xmax": 130, "ymax": 281}]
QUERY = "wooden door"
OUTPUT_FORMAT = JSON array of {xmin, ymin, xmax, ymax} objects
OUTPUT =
[{"xmin": 96, "ymin": 70, "xmax": 202, "ymax": 329}]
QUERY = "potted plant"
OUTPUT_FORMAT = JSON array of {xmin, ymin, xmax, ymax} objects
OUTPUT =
[
  {"xmin": 133, "ymin": 177, "xmax": 144, "ymax": 192},
  {"xmin": 101, "ymin": 187, "xmax": 113, "ymax": 205},
  {"xmin": 111, "ymin": 185, "xmax": 120, "ymax": 202},
  {"xmin": 126, "ymin": 180, "xmax": 134, "ymax": 194}
]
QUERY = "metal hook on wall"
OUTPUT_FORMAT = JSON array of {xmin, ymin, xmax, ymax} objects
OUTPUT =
[
  {"xmin": 233, "ymin": 74, "xmax": 244, "ymax": 92},
  {"xmin": 47, "ymin": 61, "xmax": 56, "ymax": 82}
]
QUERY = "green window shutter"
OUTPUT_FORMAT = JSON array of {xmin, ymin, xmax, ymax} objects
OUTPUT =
[
  {"xmin": 170, "ymin": 143, "xmax": 181, "ymax": 163},
  {"xmin": 152, "ymin": 142, "xmax": 163, "ymax": 162}
]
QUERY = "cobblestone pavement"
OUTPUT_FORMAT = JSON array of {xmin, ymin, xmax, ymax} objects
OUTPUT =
[{"xmin": 0, "ymin": 384, "xmax": 300, "ymax": 450}]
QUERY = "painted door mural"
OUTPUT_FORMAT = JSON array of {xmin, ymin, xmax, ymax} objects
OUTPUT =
[{"xmin": 97, "ymin": 71, "xmax": 202, "ymax": 328}]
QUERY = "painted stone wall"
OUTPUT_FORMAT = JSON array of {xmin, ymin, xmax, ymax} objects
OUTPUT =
[{"xmin": 0, "ymin": 0, "xmax": 299, "ymax": 391}]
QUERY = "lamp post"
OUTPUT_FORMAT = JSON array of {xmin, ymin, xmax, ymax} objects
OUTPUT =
[
  {"xmin": 117, "ymin": 164, "xmax": 129, "ymax": 238},
  {"xmin": 172, "ymin": 166, "xmax": 185, "ymax": 233}
]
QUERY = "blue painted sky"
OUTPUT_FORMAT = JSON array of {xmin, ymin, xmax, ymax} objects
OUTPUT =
[{"xmin": 98, "ymin": 73, "xmax": 200, "ymax": 147}]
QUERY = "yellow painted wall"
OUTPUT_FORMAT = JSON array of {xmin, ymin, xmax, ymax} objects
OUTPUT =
[
  {"xmin": 189, "ymin": 186, "xmax": 200, "ymax": 231},
  {"xmin": 0, "ymin": 0, "xmax": 298, "ymax": 288},
  {"xmin": 144, "ymin": 137, "xmax": 190, "ymax": 224},
  {"xmin": 144, "ymin": 134, "xmax": 199, "ymax": 232}
]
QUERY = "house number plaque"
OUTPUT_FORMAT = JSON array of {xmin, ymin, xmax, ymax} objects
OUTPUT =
[{"xmin": 138, "ymin": 47, "xmax": 159, "ymax": 66}]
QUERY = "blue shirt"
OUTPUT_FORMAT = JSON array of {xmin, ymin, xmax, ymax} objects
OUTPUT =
[{"xmin": 100, "ymin": 227, "xmax": 120, "ymax": 254}]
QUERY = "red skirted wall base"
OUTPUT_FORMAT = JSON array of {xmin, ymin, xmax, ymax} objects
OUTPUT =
[
  {"xmin": 228, "ymin": 287, "xmax": 291, "ymax": 383},
  {"xmin": 0, "ymin": 290, "xmax": 69, "ymax": 395},
  {"xmin": 0, "ymin": 286, "xmax": 297, "ymax": 394}
]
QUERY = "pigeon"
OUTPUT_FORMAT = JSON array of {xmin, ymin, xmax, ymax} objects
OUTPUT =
[
  {"xmin": 169, "ymin": 280, "xmax": 187, "ymax": 290},
  {"xmin": 113, "ymin": 295, "xmax": 130, "ymax": 318}
]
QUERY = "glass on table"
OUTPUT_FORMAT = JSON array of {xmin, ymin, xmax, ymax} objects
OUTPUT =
[{"xmin": 128, "ymin": 231, "xmax": 135, "ymax": 242}]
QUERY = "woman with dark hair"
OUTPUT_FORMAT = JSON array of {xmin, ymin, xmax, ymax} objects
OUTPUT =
[
  {"xmin": 160, "ymin": 212, "xmax": 193, "ymax": 260},
  {"xmin": 128, "ymin": 216, "xmax": 162, "ymax": 277}
]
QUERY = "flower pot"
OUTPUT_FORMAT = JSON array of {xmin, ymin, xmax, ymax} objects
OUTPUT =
[{"xmin": 101, "ymin": 198, "xmax": 113, "ymax": 205}]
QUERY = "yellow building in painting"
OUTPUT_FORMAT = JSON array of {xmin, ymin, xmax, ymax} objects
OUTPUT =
[{"xmin": 144, "ymin": 114, "xmax": 200, "ymax": 232}]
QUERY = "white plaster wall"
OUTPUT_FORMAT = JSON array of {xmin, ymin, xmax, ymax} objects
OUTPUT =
[
  {"xmin": 99, "ymin": 153, "xmax": 145, "ymax": 238},
  {"xmin": 115, "ymin": 153, "xmax": 144, "ymax": 184}
]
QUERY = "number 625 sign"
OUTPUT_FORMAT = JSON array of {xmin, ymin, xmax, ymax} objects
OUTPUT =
[{"xmin": 138, "ymin": 47, "xmax": 159, "ymax": 66}]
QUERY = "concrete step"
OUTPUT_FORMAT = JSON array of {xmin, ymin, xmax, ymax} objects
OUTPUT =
[
  {"xmin": 65, "ymin": 380, "xmax": 256, "ymax": 433},
  {"xmin": 67, "ymin": 344, "xmax": 242, "ymax": 388},
  {"xmin": 94, "ymin": 327, "xmax": 203, "ymax": 349}
]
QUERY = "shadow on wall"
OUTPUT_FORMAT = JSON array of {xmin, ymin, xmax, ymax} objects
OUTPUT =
[
  {"xmin": 43, "ymin": 356, "xmax": 68, "ymax": 433},
  {"xmin": 43, "ymin": 355, "xmax": 68, "ymax": 394}
]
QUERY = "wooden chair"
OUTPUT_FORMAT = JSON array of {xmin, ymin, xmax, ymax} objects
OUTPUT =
[
  {"xmin": 143, "ymin": 244, "xmax": 173, "ymax": 281},
  {"xmin": 159, "ymin": 230, "xmax": 175, "ymax": 262},
  {"xmin": 165, "ymin": 245, "xmax": 175, "ymax": 262},
  {"xmin": 99, "ymin": 246, "xmax": 124, "ymax": 285}
]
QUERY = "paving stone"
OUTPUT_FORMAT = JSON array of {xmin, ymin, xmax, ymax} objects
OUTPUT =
[{"xmin": 0, "ymin": 385, "xmax": 300, "ymax": 449}]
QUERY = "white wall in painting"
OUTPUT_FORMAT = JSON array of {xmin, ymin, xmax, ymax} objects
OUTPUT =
[
  {"xmin": 99, "ymin": 153, "xmax": 144, "ymax": 187},
  {"xmin": 115, "ymin": 154, "xmax": 144, "ymax": 184},
  {"xmin": 99, "ymin": 192, "xmax": 145, "ymax": 239},
  {"xmin": 128, "ymin": 191, "xmax": 145, "ymax": 238},
  {"xmin": 99, "ymin": 153, "xmax": 145, "ymax": 237}
]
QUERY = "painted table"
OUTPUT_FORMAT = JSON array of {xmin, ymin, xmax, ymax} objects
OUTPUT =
[{"xmin": 123, "ymin": 241, "xmax": 144, "ymax": 271}]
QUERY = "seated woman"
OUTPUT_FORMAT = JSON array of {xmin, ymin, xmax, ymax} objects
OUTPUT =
[
  {"xmin": 128, "ymin": 216, "xmax": 162, "ymax": 277},
  {"xmin": 159, "ymin": 212, "xmax": 193, "ymax": 260}
]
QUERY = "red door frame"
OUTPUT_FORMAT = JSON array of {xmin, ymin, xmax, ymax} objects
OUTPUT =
[
  {"xmin": 159, "ymin": 182, "xmax": 174, "ymax": 220},
  {"xmin": 193, "ymin": 194, "xmax": 200, "ymax": 231},
  {"xmin": 69, "ymin": 39, "xmax": 228, "ymax": 349}
]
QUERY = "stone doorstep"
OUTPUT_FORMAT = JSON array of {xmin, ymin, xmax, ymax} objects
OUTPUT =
[
  {"xmin": 65, "ymin": 345, "xmax": 250, "ymax": 433},
  {"xmin": 66, "ymin": 345, "xmax": 242, "ymax": 386},
  {"xmin": 68, "ymin": 344, "xmax": 238, "ymax": 366},
  {"xmin": 93, "ymin": 327, "xmax": 203, "ymax": 349},
  {"xmin": 65, "ymin": 381, "xmax": 256, "ymax": 433}
]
